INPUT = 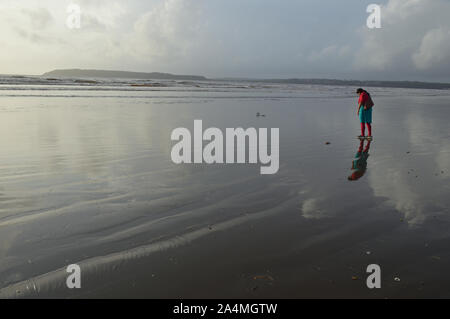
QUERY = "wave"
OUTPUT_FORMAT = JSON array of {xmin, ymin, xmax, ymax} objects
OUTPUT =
[{"xmin": 1, "ymin": 75, "xmax": 450, "ymax": 99}]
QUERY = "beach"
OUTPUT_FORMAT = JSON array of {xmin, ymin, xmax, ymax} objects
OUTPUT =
[{"xmin": 0, "ymin": 78, "xmax": 449, "ymax": 298}]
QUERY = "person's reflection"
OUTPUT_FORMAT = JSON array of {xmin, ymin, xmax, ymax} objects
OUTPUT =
[{"xmin": 348, "ymin": 139, "xmax": 371, "ymax": 181}]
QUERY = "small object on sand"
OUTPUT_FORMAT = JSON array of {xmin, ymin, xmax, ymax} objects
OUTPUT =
[
  {"xmin": 352, "ymin": 276, "xmax": 358, "ymax": 281},
  {"xmin": 366, "ymin": 251, "xmax": 371, "ymax": 255},
  {"xmin": 253, "ymin": 275, "xmax": 274, "ymax": 281},
  {"xmin": 406, "ymin": 151, "xmax": 410, "ymax": 154},
  {"xmin": 325, "ymin": 142, "xmax": 331, "ymax": 145},
  {"xmin": 431, "ymin": 256, "xmax": 441, "ymax": 261},
  {"xmin": 394, "ymin": 277, "xmax": 401, "ymax": 282}
]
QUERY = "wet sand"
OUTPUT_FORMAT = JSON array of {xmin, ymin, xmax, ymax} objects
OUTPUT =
[{"xmin": 0, "ymin": 84, "xmax": 449, "ymax": 298}]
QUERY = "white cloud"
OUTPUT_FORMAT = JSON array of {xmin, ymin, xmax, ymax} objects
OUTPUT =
[
  {"xmin": 412, "ymin": 28, "xmax": 450, "ymax": 70},
  {"xmin": 129, "ymin": 0, "xmax": 205, "ymax": 64},
  {"xmin": 354, "ymin": 0, "xmax": 450, "ymax": 75},
  {"xmin": 0, "ymin": 0, "xmax": 206, "ymax": 74}
]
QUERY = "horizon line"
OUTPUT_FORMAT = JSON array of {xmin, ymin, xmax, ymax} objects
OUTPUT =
[{"xmin": 2, "ymin": 68, "xmax": 450, "ymax": 86}]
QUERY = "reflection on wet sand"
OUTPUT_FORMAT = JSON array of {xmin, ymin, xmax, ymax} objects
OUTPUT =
[
  {"xmin": 348, "ymin": 139, "xmax": 371, "ymax": 181},
  {"xmin": 367, "ymin": 103, "xmax": 450, "ymax": 226}
]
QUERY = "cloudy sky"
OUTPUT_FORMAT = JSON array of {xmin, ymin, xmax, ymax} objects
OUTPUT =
[{"xmin": 1, "ymin": 0, "xmax": 450, "ymax": 81}]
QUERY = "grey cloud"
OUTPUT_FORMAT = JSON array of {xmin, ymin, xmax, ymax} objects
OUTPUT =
[
  {"xmin": 129, "ymin": 0, "xmax": 205, "ymax": 64},
  {"xmin": 81, "ymin": 14, "xmax": 108, "ymax": 32},
  {"xmin": 13, "ymin": 26, "xmax": 61, "ymax": 45},
  {"xmin": 413, "ymin": 27, "xmax": 450, "ymax": 70},
  {"xmin": 21, "ymin": 7, "xmax": 53, "ymax": 29}
]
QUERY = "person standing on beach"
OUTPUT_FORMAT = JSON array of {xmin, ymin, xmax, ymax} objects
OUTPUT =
[{"xmin": 356, "ymin": 88, "xmax": 374, "ymax": 139}]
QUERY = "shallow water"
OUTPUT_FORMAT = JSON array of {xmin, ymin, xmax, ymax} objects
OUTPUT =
[{"xmin": 0, "ymin": 80, "xmax": 449, "ymax": 298}]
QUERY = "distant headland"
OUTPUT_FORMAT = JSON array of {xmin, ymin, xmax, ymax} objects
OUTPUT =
[{"xmin": 42, "ymin": 69, "xmax": 207, "ymax": 81}]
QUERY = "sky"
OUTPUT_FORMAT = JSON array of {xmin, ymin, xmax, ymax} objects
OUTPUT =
[{"xmin": 1, "ymin": 0, "xmax": 450, "ymax": 81}]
